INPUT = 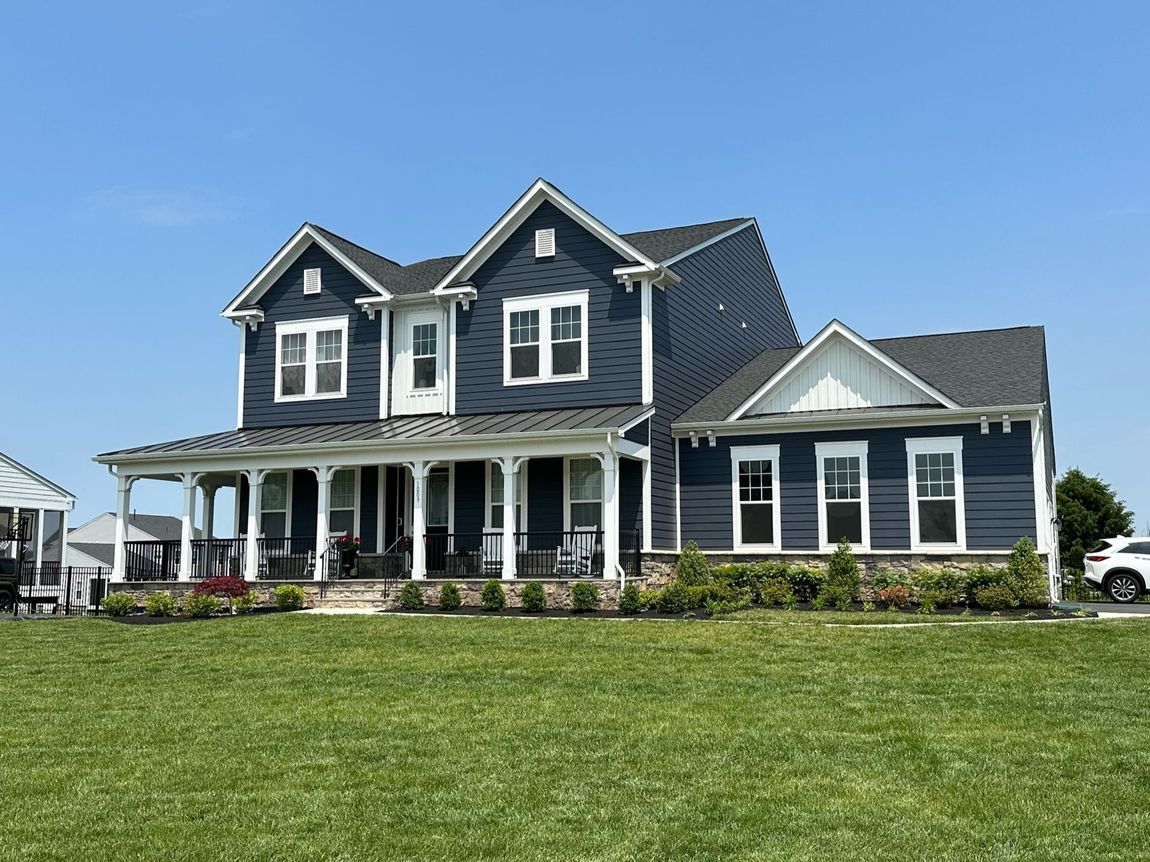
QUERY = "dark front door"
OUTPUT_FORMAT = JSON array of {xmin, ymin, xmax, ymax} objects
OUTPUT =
[{"xmin": 426, "ymin": 468, "xmax": 450, "ymax": 574}]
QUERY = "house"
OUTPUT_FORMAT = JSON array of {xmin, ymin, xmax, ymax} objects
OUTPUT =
[
  {"xmin": 93, "ymin": 179, "xmax": 1056, "ymax": 599},
  {"xmin": 0, "ymin": 451, "xmax": 75, "ymax": 580},
  {"xmin": 65, "ymin": 512, "xmax": 201, "ymax": 570}
]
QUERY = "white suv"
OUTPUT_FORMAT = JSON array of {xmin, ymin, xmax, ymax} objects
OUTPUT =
[{"xmin": 1083, "ymin": 537, "xmax": 1150, "ymax": 603}]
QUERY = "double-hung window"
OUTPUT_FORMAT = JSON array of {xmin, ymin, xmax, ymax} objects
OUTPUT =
[
  {"xmin": 412, "ymin": 323, "xmax": 439, "ymax": 390},
  {"xmin": 328, "ymin": 469, "xmax": 357, "ymax": 536},
  {"xmin": 567, "ymin": 458, "xmax": 603, "ymax": 530},
  {"xmin": 731, "ymin": 445, "xmax": 781, "ymax": 549},
  {"xmin": 816, "ymin": 441, "xmax": 869, "ymax": 548},
  {"xmin": 260, "ymin": 472, "xmax": 289, "ymax": 538},
  {"xmin": 503, "ymin": 290, "xmax": 589, "ymax": 385},
  {"xmin": 906, "ymin": 437, "xmax": 965, "ymax": 549},
  {"xmin": 488, "ymin": 462, "xmax": 525, "ymax": 531},
  {"xmin": 274, "ymin": 316, "xmax": 349, "ymax": 401}
]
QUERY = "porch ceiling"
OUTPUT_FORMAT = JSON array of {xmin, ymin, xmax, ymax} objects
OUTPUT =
[{"xmin": 96, "ymin": 404, "xmax": 650, "ymax": 463}]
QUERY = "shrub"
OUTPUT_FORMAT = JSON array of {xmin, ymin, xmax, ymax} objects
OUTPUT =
[
  {"xmin": 398, "ymin": 582, "xmax": 424, "ymax": 610},
  {"xmin": 704, "ymin": 591, "xmax": 752, "ymax": 615},
  {"xmin": 1006, "ymin": 536, "xmax": 1049, "ymax": 607},
  {"xmin": 825, "ymin": 539, "xmax": 861, "ymax": 601},
  {"xmin": 975, "ymin": 583, "xmax": 1018, "ymax": 611},
  {"xmin": 674, "ymin": 541, "xmax": 712, "ymax": 586},
  {"xmin": 271, "ymin": 583, "xmax": 306, "ymax": 611},
  {"xmin": 876, "ymin": 584, "xmax": 912, "ymax": 609},
  {"xmin": 870, "ymin": 569, "xmax": 913, "ymax": 597},
  {"xmin": 182, "ymin": 593, "xmax": 222, "ymax": 618},
  {"xmin": 571, "ymin": 582, "xmax": 599, "ymax": 613},
  {"xmin": 192, "ymin": 576, "xmax": 249, "ymax": 599},
  {"xmin": 916, "ymin": 568, "xmax": 964, "ymax": 608},
  {"xmin": 759, "ymin": 577, "xmax": 794, "ymax": 607},
  {"xmin": 233, "ymin": 590, "xmax": 259, "ymax": 615},
  {"xmin": 100, "ymin": 593, "xmax": 136, "ymax": 616},
  {"xmin": 439, "ymin": 582, "xmax": 462, "ymax": 610},
  {"xmin": 786, "ymin": 566, "xmax": 825, "ymax": 601},
  {"xmin": 521, "ymin": 581, "xmax": 547, "ymax": 612},
  {"xmin": 143, "ymin": 592, "xmax": 176, "ymax": 617},
  {"xmin": 481, "ymin": 579, "xmax": 506, "ymax": 611},
  {"xmin": 654, "ymin": 580, "xmax": 691, "ymax": 614},
  {"xmin": 618, "ymin": 583, "xmax": 642, "ymax": 615},
  {"xmin": 965, "ymin": 565, "xmax": 1009, "ymax": 599}
]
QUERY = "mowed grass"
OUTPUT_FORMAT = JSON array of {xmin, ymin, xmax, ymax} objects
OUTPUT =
[{"xmin": 2, "ymin": 615, "xmax": 1148, "ymax": 862}]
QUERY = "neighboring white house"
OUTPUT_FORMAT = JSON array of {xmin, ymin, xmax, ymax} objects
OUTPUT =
[
  {"xmin": 0, "ymin": 451, "xmax": 75, "ymax": 571},
  {"xmin": 65, "ymin": 512, "xmax": 201, "ymax": 569}
]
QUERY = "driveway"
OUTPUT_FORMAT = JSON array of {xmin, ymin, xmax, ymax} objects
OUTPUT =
[{"xmin": 1078, "ymin": 601, "xmax": 1150, "ymax": 615}]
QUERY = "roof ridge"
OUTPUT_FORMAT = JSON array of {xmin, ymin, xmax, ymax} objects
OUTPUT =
[
  {"xmin": 620, "ymin": 217, "xmax": 750, "ymax": 238},
  {"xmin": 871, "ymin": 324, "xmax": 1045, "ymax": 343},
  {"xmin": 309, "ymin": 223, "xmax": 404, "ymax": 269}
]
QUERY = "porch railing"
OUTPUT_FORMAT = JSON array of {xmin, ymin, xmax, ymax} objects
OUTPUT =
[
  {"xmin": 255, "ymin": 536, "xmax": 316, "ymax": 580},
  {"xmin": 124, "ymin": 540, "xmax": 180, "ymax": 581},
  {"xmin": 424, "ymin": 533, "xmax": 505, "ymax": 578},
  {"xmin": 190, "ymin": 539, "xmax": 247, "ymax": 580},
  {"xmin": 515, "ymin": 530, "xmax": 604, "ymax": 577}
]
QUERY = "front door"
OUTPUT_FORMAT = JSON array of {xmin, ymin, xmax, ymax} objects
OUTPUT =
[{"xmin": 426, "ymin": 467, "xmax": 450, "ymax": 574}]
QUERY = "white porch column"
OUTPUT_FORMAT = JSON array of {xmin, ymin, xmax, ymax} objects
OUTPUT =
[
  {"xmin": 498, "ymin": 457, "xmax": 519, "ymax": 580},
  {"xmin": 200, "ymin": 480, "xmax": 217, "ymax": 540},
  {"xmin": 34, "ymin": 509, "xmax": 44, "ymax": 572},
  {"xmin": 313, "ymin": 466, "xmax": 336, "ymax": 581},
  {"xmin": 178, "ymin": 473, "xmax": 200, "ymax": 581},
  {"xmin": 641, "ymin": 457, "xmax": 652, "ymax": 553},
  {"xmin": 601, "ymin": 452, "xmax": 619, "ymax": 580},
  {"xmin": 112, "ymin": 475, "xmax": 136, "ymax": 582},
  {"xmin": 244, "ymin": 470, "xmax": 265, "ymax": 581},
  {"xmin": 409, "ymin": 461, "xmax": 428, "ymax": 579},
  {"xmin": 59, "ymin": 508, "xmax": 70, "ymax": 568}
]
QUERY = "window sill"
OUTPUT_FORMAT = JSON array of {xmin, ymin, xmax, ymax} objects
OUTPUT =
[
  {"xmin": 274, "ymin": 392, "xmax": 348, "ymax": 404},
  {"xmin": 503, "ymin": 373, "xmax": 589, "ymax": 387}
]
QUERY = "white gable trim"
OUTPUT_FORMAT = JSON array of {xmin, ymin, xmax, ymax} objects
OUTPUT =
[
  {"xmin": 430, "ymin": 179, "xmax": 669, "ymax": 295},
  {"xmin": 0, "ymin": 451, "xmax": 75, "ymax": 510},
  {"xmin": 222, "ymin": 224, "xmax": 394, "ymax": 318},
  {"xmin": 660, "ymin": 219, "xmax": 755, "ymax": 266},
  {"xmin": 728, "ymin": 320, "xmax": 961, "ymax": 420}
]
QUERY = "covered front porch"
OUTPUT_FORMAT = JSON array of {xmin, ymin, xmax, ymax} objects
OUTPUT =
[{"xmin": 96, "ymin": 406, "xmax": 652, "ymax": 586}]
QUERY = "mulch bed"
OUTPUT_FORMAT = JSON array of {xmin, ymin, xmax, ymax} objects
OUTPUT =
[{"xmin": 105, "ymin": 607, "xmax": 290, "ymax": 625}]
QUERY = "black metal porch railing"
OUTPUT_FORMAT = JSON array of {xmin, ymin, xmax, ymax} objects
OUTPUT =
[
  {"xmin": 620, "ymin": 529, "xmax": 642, "ymax": 578},
  {"xmin": 190, "ymin": 539, "xmax": 247, "ymax": 580},
  {"xmin": 255, "ymin": 536, "xmax": 316, "ymax": 580},
  {"xmin": 124, "ymin": 540, "xmax": 181, "ymax": 581},
  {"xmin": 514, "ymin": 530, "xmax": 604, "ymax": 578},
  {"xmin": 424, "ymin": 533, "xmax": 505, "ymax": 578}
]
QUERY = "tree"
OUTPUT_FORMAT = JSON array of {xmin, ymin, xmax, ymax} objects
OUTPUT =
[{"xmin": 1055, "ymin": 469, "xmax": 1134, "ymax": 573}]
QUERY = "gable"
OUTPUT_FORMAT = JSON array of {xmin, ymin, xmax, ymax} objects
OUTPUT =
[
  {"xmin": 0, "ymin": 452, "xmax": 74, "ymax": 510},
  {"xmin": 744, "ymin": 330, "xmax": 948, "ymax": 417}
]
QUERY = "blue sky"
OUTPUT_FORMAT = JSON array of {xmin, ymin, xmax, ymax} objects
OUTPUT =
[{"xmin": 1, "ymin": 1, "xmax": 1147, "ymax": 530}]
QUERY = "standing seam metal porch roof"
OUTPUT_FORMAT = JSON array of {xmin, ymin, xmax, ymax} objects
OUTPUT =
[{"xmin": 96, "ymin": 404, "xmax": 650, "ymax": 460}]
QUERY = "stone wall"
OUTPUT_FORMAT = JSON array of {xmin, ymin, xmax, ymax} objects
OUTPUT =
[
  {"xmin": 108, "ymin": 581, "xmax": 320, "ymax": 607},
  {"xmin": 403, "ymin": 579, "xmax": 620, "ymax": 610}
]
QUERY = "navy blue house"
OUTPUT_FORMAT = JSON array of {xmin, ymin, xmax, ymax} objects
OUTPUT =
[{"xmin": 95, "ymin": 179, "xmax": 1057, "ymax": 592}]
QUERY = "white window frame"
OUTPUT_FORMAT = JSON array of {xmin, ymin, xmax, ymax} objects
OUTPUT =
[
  {"xmin": 411, "ymin": 320, "xmax": 440, "ymax": 392},
  {"xmin": 730, "ymin": 444, "xmax": 782, "ymax": 550},
  {"xmin": 502, "ymin": 290, "xmax": 589, "ymax": 386},
  {"xmin": 303, "ymin": 267, "xmax": 322, "ymax": 295},
  {"xmin": 273, "ymin": 316, "xmax": 349, "ymax": 403},
  {"xmin": 535, "ymin": 228, "xmax": 556, "ymax": 258},
  {"xmin": 327, "ymin": 467, "xmax": 360, "ymax": 539},
  {"xmin": 259, "ymin": 471, "xmax": 292, "ymax": 538},
  {"xmin": 815, "ymin": 440, "xmax": 870, "ymax": 551},
  {"xmin": 484, "ymin": 461, "xmax": 528, "ymax": 532},
  {"xmin": 905, "ymin": 436, "xmax": 966, "ymax": 551},
  {"xmin": 562, "ymin": 456, "xmax": 603, "ymax": 532}
]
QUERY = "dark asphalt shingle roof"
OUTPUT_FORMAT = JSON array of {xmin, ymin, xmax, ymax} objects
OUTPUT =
[
  {"xmin": 69, "ymin": 542, "xmax": 116, "ymax": 567},
  {"xmin": 677, "ymin": 325, "xmax": 1050, "ymax": 424},
  {"xmin": 309, "ymin": 224, "xmax": 404, "ymax": 284},
  {"xmin": 621, "ymin": 218, "xmax": 750, "ymax": 262},
  {"xmin": 97, "ymin": 404, "xmax": 649, "ymax": 459}
]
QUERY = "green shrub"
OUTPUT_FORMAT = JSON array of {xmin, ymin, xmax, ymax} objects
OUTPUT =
[
  {"xmin": 481, "ymin": 579, "xmax": 506, "ymax": 611},
  {"xmin": 570, "ymin": 582, "xmax": 599, "ymax": 613},
  {"xmin": 916, "ymin": 568, "xmax": 964, "ymax": 607},
  {"xmin": 182, "ymin": 593, "xmax": 221, "ymax": 618},
  {"xmin": 271, "ymin": 583, "xmax": 306, "ymax": 611},
  {"xmin": 810, "ymin": 592, "xmax": 828, "ymax": 611},
  {"xmin": 965, "ymin": 565, "xmax": 1009, "ymax": 598},
  {"xmin": 438, "ymin": 582, "xmax": 462, "ymax": 610},
  {"xmin": 759, "ymin": 577, "xmax": 794, "ymax": 607},
  {"xmin": 975, "ymin": 583, "xmax": 1018, "ymax": 611},
  {"xmin": 232, "ymin": 590, "xmax": 259, "ymax": 615},
  {"xmin": 655, "ymin": 580, "xmax": 691, "ymax": 614},
  {"xmin": 398, "ymin": 582, "xmax": 424, "ymax": 610},
  {"xmin": 704, "ymin": 591, "xmax": 752, "ymax": 615},
  {"xmin": 618, "ymin": 583, "xmax": 642, "ymax": 615},
  {"xmin": 1006, "ymin": 536, "xmax": 1049, "ymax": 607},
  {"xmin": 870, "ymin": 569, "xmax": 914, "ymax": 597},
  {"xmin": 100, "ymin": 593, "xmax": 136, "ymax": 616},
  {"xmin": 786, "ymin": 566, "xmax": 825, "ymax": 601},
  {"xmin": 876, "ymin": 584, "xmax": 912, "ymax": 609},
  {"xmin": 674, "ymin": 541, "xmax": 712, "ymax": 586},
  {"xmin": 521, "ymin": 581, "xmax": 547, "ymax": 612},
  {"xmin": 143, "ymin": 592, "xmax": 176, "ymax": 617},
  {"xmin": 637, "ymin": 589, "xmax": 662, "ymax": 611},
  {"xmin": 825, "ymin": 539, "xmax": 861, "ymax": 601}
]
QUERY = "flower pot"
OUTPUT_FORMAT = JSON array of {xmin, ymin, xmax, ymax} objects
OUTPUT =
[{"xmin": 340, "ymin": 549, "xmax": 358, "ymax": 574}]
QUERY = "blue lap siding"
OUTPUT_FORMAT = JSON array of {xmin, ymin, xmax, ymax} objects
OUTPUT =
[
  {"xmin": 679, "ymin": 421, "xmax": 1036, "ymax": 552},
  {"xmin": 243, "ymin": 244, "xmax": 382, "ymax": 427}
]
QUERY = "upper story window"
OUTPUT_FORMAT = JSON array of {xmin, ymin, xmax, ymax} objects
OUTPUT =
[
  {"xmin": 274, "ymin": 316, "xmax": 348, "ymax": 402},
  {"xmin": 503, "ymin": 290, "xmax": 589, "ymax": 386},
  {"xmin": 730, "ymin": 445, "xmax": 781, "ymax": 549},
  {"xmin": 906, "ymin": 437, "xmax": 965, "ymax": 549},
  {"xmin": 815, "ymin": 441, "xmax": 870, "ymax": 549},
  {"xmin": 412, "ymin": 323, "xmax": 439, "ymax": 390}
]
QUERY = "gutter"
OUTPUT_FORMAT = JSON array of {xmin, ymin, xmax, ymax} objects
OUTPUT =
[{"xmin": 671, "ymin": 404, "xmax": 1046, "ymax": 436}]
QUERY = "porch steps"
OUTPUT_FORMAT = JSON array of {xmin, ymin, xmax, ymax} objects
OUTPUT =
[{"xmin": 315, "ymin": 580, "xmax": 397, "ymax": 610}]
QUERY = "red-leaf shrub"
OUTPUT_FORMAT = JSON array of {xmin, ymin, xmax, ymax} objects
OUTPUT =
[
  {"xmin": 192, "ymin": 576, "xmax": 250, "ymax": 598},
  {"xmin": 876, "ymin": 584, "xmax": 912, "ymax": 609}
]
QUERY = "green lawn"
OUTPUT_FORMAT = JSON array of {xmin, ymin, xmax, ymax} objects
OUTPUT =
[{"xmin": 2, "ymin": 614, "xmax": 1147, "ymax": 862}]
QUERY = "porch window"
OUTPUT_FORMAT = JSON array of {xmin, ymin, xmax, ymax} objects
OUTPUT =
[
  {"xmin": 816, "ymin": 441, "xmax": 869, "ymax": 548},
  {"xmin": 731, "ymin": 445, "xmax": 780, "ymax": 549},
  {"xmin": 503, "ymin": 290, "xmax": 589, "ymax": 385},
  {"xmin": 274, "ymin": 316, "xmax": 348, "ymax": 401},
  {"xmin": 260, "ymin": 472, "xmax": 289, "ymax": 538},
  {"xmin": 427, "ymin": 468, "xmax": 450, "ymax": 528},
  {"xmin": 906, "ymin": 437, "xmax": 965, "ymax": 548},
  {"xmin": 488, "ymin": 462, "xmax": 524, "ymax": 530},
  {"xmin": 568, "ymin": 458, "xmax": 602, "ymax": 530},
  {"xmin": 412, "ymin": 323, "xmax": 438, "ymax": 390},
  {"xmin": 329, "ymin": 469, "xmax": 356, "ymax": 536}
]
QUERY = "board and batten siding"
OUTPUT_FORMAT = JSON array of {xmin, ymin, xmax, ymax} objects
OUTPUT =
[
  {"xmin": 243, "ymin": 244, "xmax": 382, "ymax": 427},
  {"xmin": 454, "ymin": 201, "xmax": 642, "ymax": 413},
  {"xmin": 678, "ymin": 420, "xmax": 1037, "ymax": 552},
  {"xmin": 649, "ymin": 225, "xmax": 799, "ymax": 550}
]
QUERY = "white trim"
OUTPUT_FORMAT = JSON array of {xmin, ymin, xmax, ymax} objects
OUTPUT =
[
  {"xmin": 236, "ymin": 322, "xmax": 246, "ymax": 428},
  {"xmin": 302, "ymin": 267, "xmax": 322, "ymax": 295},
  {"xmin": 1031, "ymin": 410, "xmax": 1052, "ymax": 557},
  {"xmin": 484, "ymin": 459, "xmax": 527, "ymax": 532},
  {"xmin": 730, "ymin": 444, "xmax": 782, "ymax": 551},
  {"xmin": 618, "ymin": 406, "xmax": 655, "ymax": 435},
  {"xmin": 660, "ymin": 219, "xmax": 755, "ymax": 266},
  {"xmin": 273, "ymin": 315, "xmax": 350, "ymax": 403},
  {"xmin": 258, "ymin": 469, "xmax": 292, "ymax": 538},
  {"xmin": 376, "ymin": 465, "xmax": 386, "ymax": 553},
  {"xmin": 534, "ymin": 227, "xmax": 555, "ymax": 258},
  {"xmin": 379, "ymin": 308, "xmax": 391, "ymax": 419},
  {"xmin": 502, "ymin": 289, "xmax": 590, "ymax": 386},
  {"xmin": 563, "ymin": 456, "xmax": 605, "ymax": 533},
  {"xmin": 447, "ymin": 303, "xmax": 457, "ymax": 415},
  {"xmin": 430, "ymin": 179, "xmax": 664, "ymax": 294},
  {"xmin": 674, "ymin": 433, "xmax": 682, "ymax": 552},
  {"xmin": 748, "ymin": 219, "xmax": 801, "ymax": 346},
  {"xmin": 327, "ymin": 466, "xmax": 360, "ymax": 539},
  {"xmin": 728, "ymin": 320, "xmax": 961, "ymax": 420},
  {"xmin": 222, "ymin": 224, "xmax": 393, "ymax": 317},
  {"xmin": 815, "ymin": 440, "xmax": 870, "ymax": 551},
  {"xmin": 392, "ymin": 307, "xmax": 447, "ymax": 415},
  {"xmin": 905, "ymin": 436, "xmax": 966, "ymax": 552},
  {"xmin": 640, "ymin": 279, "xmax": 653, "ymax": 404},
  {"xmin": 0, "ymin": 452, "xmax": 76, "ymax": 508},
  {"xmin": 614, "ymin": 438, "xmax": 650, "ymax": 460}
]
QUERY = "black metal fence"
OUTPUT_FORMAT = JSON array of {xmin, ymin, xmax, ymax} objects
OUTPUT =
[
  {"xmin": 11, "ymin": 565, "xmax": 109, "ymax": 616},
  {"xmin": 255, "ymin": 537, "xmax": 315, "ymax": 580},
  {"xmin": 124, "ymin": 540, "xmax": 180, "ymax": 581},
  {"xmin": 191, "ymin": 539, "xmax": 247, "ymax": 579}
]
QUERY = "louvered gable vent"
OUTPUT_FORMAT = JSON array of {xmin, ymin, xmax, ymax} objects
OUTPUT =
[
  {"xmin": 534, "ymin": 228, "xmax": 555, "ymax": 258},
  {"xmin": 303, "ymin": 267, "xmax": 322, "ymax": 295}
]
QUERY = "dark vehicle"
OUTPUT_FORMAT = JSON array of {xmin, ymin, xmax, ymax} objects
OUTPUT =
[{"xmin": 0, "ymin": 557, "xmax": 17, "ymax": 611}]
